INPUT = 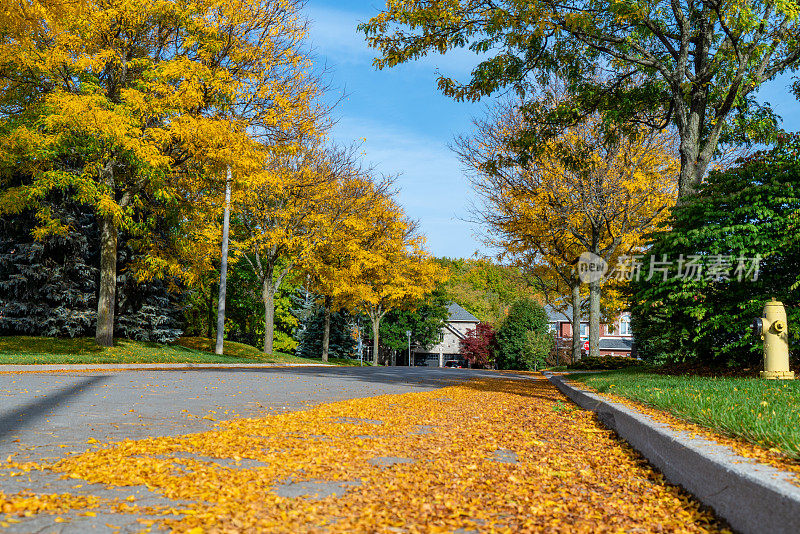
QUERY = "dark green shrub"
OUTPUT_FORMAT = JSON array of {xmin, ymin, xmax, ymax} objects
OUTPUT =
[
  {"xmin": 568, "ymin": 356, "xmax": 645, "ymax": 370},
  {"xmin": 495, "ymin": 298, "xmax": 552, "ymax": 370},
  {"xmin": 630, "ymin": 136, "xmax": 800, "ymax": 367}
]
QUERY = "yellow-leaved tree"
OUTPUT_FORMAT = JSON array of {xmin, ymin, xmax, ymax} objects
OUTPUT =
[
  {"xmin": 457, "ymin": 98, "xmax": 678, "ymax": 359},
  {"xmin": 0, "ymin": 0, "xmax": 315, "ymax": 346},
  {"xmin": 231, "ymin": 139, "xmax": 391, "ymax": 354},
  {"xmin": 357, "ymin": 246, "xmax": 446, "ymax": 365},
  {"xmin": 297, "ymin": 178, "xmax": 399, "ymax": 362},
  {"xmin": 303, "ymin": 192, "xmax": 446, "ymax": 365}
]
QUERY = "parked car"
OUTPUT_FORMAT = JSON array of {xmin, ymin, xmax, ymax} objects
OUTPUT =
[{"xmin": 444, "ymin": 360, "xmax": 463, "ymax": 368}]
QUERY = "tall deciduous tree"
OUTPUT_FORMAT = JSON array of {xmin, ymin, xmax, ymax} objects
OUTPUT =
[
  {"xmin": 0, "ymin": 0, "xmax": 314, "ymax": 346},
  {"xmin": 304, "ymin": 191, "xmax": 446, "ymax": 365},
  {"xmin": 360, "ymin": 0, "xmax": 800, "ymax": 197},
  {"xmin": 299, "ymin": 177, "xmax": 401, "ymax": 362},
  {"xmin": 459, "ymin": 99, "xmax": 677, "ymax": 358},
  {"xmin": 234, "ymin": 142, "xmax": 386, "ymax": 354},
  {"xmin": 355, "ymin": 240, "xmax": 446, "ymax": 366}
]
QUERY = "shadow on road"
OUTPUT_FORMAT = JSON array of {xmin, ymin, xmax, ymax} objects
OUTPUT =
[
  {"xmin": 135, "ymin": 366, "xmax": 531, "ymax": 392},
  {"xmin": 196, "ymin": 366, "xmax": 552, "ymax": 401},
  {"xmin": 0, "ymin": 375, "xmax": 107, "ymax": 440},
  {"xmin": 162, "ymin": 365, "xmax": 496, "ymax": 386}
]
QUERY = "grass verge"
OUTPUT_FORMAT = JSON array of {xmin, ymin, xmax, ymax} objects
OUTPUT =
[
  {"xmin": 569, "ymin": 369, "xmax": 800, "ymax": 460},
  {"xmin": 0, "ymin": 336, "xmax": 348, "ymax": 366}
]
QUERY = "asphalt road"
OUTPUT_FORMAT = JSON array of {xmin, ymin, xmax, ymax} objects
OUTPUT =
[
  {"xmin": 0, "ymin": 366, "xmax": 500, "ymax": 532},
  {"xmin": 0, "ymin": 366, "xmax": 495, "ymax": 461}
]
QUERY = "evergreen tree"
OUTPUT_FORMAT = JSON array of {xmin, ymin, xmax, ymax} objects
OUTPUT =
[
  {"xmin": 0, "ymin": 203, "xmax": 183, "ymax": 343},
  {"xmin": 295, "ymin": 293, "xmax": 357, "ymax": 359},
  {"xmin": 0, "ymin": 204, "xmax": 97, "ymax": 337},
  {"xmin": 114, "ymin": 246, "xmax": 184, "ymax": 344},
  {"xmin": 291, "ymin": 286, "xmax": 316, "ymax": 347}
]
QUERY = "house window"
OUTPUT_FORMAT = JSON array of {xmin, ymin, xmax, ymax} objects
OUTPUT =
[
  {"xmin": 619, "ymin": 316, "xmax": 631, "ymax": 336},
  {"xmin": 548, "ymin": 322, "xmax": 557, "ymax": 333},
  {"xmin": 439, "ymin": 331, "xmax": 444, "ymax": 342},
  {"xmin": 580, "ymin": 323, "xmax": 588, "ymax": 339}
]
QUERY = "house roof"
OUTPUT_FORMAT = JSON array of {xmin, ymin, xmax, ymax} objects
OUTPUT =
[
  {"xmin": 447, "ymin": 302, "xmax": 480, "ymax": 323},
  {"xmin": 544, "ymin": 304, "xmax": 574, "ymax": 323}
]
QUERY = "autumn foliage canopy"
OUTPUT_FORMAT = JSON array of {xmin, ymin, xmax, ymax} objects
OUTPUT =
[{"xmin": 0, "ymin": 0, "xmax": 444, "ymax": 353}]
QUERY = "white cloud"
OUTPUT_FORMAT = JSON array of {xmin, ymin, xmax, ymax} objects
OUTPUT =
[
  {"xmin": 305, "ymin": 5, "xmax": 483, "ymax": 78},
  {"xmin": 330, "ymin": 115, "xmax": 486, "ymax": 258}
]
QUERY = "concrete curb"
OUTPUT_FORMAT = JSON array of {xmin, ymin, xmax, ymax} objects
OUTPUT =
[
  {"xmin": 545, "ymin": 373, "xmax": 800, "ymax": 534},
  {"xmin": 0, "ymin": 362, "xmax": 335, "ymax": 372}
]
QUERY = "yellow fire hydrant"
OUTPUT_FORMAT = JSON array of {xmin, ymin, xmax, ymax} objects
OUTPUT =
[{"xmin": 755, "ymin": 299, "xmax": 795, "ymax": 380}]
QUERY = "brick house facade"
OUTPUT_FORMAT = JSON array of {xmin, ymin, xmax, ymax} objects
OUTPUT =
[{"xmin": 545, "ymin": 305, "xmax": 633, "ymax": 357}]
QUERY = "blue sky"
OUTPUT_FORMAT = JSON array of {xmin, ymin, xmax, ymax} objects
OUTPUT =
[{"xmin": 304, "ymin": 0, "xmax": 800, "ymax": 260}]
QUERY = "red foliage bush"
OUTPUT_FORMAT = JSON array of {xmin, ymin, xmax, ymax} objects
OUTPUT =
[{"xmin": 459, "ymin": 322, "xmax": 495, "ymax": 368}]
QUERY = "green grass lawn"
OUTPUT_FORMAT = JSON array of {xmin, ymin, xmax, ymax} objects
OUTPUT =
[
  {"xmin": 569, "ymin": 369, "xmax": 800, "ymax": 460},
  {"xmin": 0, "ymin": 336, "xmax": 356, "ymax": 366}
]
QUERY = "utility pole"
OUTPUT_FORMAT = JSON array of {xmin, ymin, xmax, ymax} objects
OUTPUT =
[
  {"xmin": 406, "ymin": 330, "xmax": 412, "ymax": 367},
  {"xmin": 215, "ymin": 165, "xmax": 232, "ymax": 355}
]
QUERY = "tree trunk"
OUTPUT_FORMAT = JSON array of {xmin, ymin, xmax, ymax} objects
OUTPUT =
[
  {"xmin": 262, "ymin": 278, "xmax": 275, "ymax": 354},
  {"xmin": 215, "ymin": 166, "xmax": 232, "ymax": 355},
  {"xmin": 321, "ymin": 296, "xmax": 332, "ymax": 362},
  {"xmin": 371, "ymin": 317, "xmax": 380, "ymax": 366},
  {"xmin": 589, "ymin": 280, "xmax": 601, "ymax": 359},
  {"xmin": 677, "ymin": 123, "xmax": 711, "ymax": 199},
  {"xmin": 95, "ymin": 212, "xmax": 118, "ymax": 347},
  {"xmin": 571, "ymin": 282, "xmax": 582, "ymax": 363},
  {"xmin": 678, "ymin": 150, "xmax": 702, "ymax": 199}
]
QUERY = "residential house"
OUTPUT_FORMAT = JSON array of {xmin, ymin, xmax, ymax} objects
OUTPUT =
[
  {"xmin": 545, "ymin": 305, "xmax": 633, "ymax": 357},
  {"xmin": 412, "ymin": 302, "xmax": 480, "ymax": 367}
]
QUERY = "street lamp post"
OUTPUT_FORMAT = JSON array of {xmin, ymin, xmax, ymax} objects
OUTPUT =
[
  {"xmin": 355, "ymin": 317, "xmax": 363, "ymax": 367},
  {"xmin": 406, "ymin": 330, "xmax": 412, "ymax": 367}
]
